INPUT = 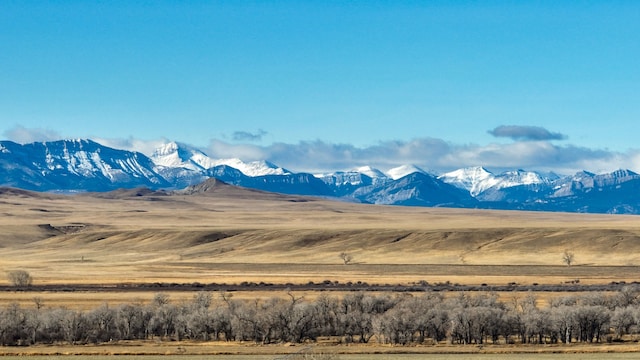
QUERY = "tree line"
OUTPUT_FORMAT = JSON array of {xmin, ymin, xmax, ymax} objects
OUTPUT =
[{"xmin": 2, "ymin": 288, "xmax": 640, "ymax": 346}]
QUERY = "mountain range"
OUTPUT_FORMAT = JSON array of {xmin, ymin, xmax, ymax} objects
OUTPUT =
[{"xmin": 1, "ymin": 139, "xmax": 640, "ymax": 214}]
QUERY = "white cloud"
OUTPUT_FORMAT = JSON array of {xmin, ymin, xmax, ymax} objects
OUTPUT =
[
  {"xmin": 91, "ymin": 136, "xmax": 171, "ymax": 156},
  {"xmin": 3, "ymin": 125, "xmax": 61, "ymax": 144},
  {"xmin": 205, "ymin": 137, "xmax": 640, "ymax": 175},
  {"xmin": 6, "ymin": 127, "xmax": 639, "ymax": 176},
  {"xmin": 208, "ymin": 139, "xmax": 268, "ymax": 160}
]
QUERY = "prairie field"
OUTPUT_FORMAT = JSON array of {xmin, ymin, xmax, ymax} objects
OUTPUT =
[
  {"xmin": 2, "ymin": 183, "xmax": 640, "ymax": 287},
  {"xmin": 1, "ymin": 182, "xmax": 640, "ymax": 299},
  {"xmin": 3, "ymin": 344, "xmax": 640, "ymax": 358},
  {"xmin": 2, "ymin": 183, "xmax": 640, "ymax": 354}
]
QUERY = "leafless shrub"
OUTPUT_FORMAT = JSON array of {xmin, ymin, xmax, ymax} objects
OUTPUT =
[
  {"xmin": 7, "ymin": 270, "xmax": 32, "ymax": 287},
  {"xmin": 339, "ymin": 252, "xmax": 352, "ymax": 265},
  {"xmin": 562, "ymin": 250, "xmax": 575, "ymax": 266}
]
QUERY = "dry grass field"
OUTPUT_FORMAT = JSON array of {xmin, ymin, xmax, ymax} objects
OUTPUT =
[
  {"xmin": 2, "ymin": 181, "xmax": 640, "ymax": 288},
  {"xmin": 2, "ymin": 181, "xmax": 640, "ymax": 355},
  {"xmin": 3, "ymin": 342, "xmax": 640, "ymax": 358}
]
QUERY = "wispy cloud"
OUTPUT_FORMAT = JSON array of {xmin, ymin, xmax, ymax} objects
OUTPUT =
[
  {"xmin": 3, "ymin": 125, "xmax": 61, "ymax": 144},
  {"xmin": 206, "ymin": 137, "xmax": 634, "ymax": 175},
  {"xmin": 232, "ymin": 129, "xmax": 267, "ymax": 142},
  {"xmin": 6, "ymin": 126, "xmax": 637, "ymax": 176},
  {"xmin": 488, "ymin": 125, "xmax": 567, "ymax": 141},
  {"xmin": 91, "ymin": 136, "xmax": 171, "ymax": 156}
]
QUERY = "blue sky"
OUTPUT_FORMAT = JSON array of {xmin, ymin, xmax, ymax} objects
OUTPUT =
[{"xmin": 2, "ymin": 1, "xmax": 640, "ymax": 174}]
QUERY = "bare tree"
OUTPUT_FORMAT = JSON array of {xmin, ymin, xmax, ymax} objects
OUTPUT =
[
  {"xmin": 562, "ymin": 250, "xmax": 575, "ymax": 267},
  {"xmin": 7, "ymin": 270, "xmax": 32, "ymax": 287},
  {"xmin": 152, "ymin": 293, "xmax": 170, "ymax": 307},
  {"xmin": 32, "ymin": 297, "xmax": 44, "ymax": 310},
  {"xmin": 339, "ymin": 252, "xmax": 353, "ymax": 265},
  {"xmin": 192, "ymin": 292, "xmax": 213, "ymax": 309}
]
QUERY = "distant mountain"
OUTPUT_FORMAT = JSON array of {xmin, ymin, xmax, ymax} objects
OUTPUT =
[
  {"xmin": 351, "ymin": 172, "xmax": 478, "ymax": 207},
  {"xmin": 211, "ymin": 165, "xmax": 334, "ymax": 196},
  {"xmin": 2, "ymin": 139, "xmax": 640, "ymax": 214},
  {"xmin": 0, "ymin": 139, "xmax": 168, "ymax": 191},
  {"xmin": 386, "ymin": 164, "xmax": 427, "ymax": 180},
  {"xmin": 438, "ymin": 167, "xmax": 498, "ymax": 196},
  {"xmin": 151, "ymin": 141, "xmax": 290, "ymax": 188},
  {"xmin": 439, "ymin": 167, "xmax": 556, "ymax": 197},
  {"xmin": 316, "ymin": 166, "xmax": 389, "ymax": 197}
]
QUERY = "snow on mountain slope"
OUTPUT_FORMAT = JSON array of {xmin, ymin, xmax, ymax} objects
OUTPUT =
[
  {"xmin": 151, "ymin": 142, "xmax": 290, "ymax": 177},
  {"xmin": 0, "ymin": 139, "xmax": 168, "ymax": 191},
  {"xmin": 151, "ymin": 142, "xmax": 213, "ymax": 171},
  {"xmin": 211, "ymin": 158, "xmax": 291, "ymax": 177},
  {"xmin": 314, "ymin": 166, "xmax": 389, "ymax": 197},
  {"xmin": 353, "ymin": 172, "xmax": 477, "ymax": 207},
  {"xmin": 37, "ymin": 139, "xmax": 161, "ymax": 182},
  {"xmin": 440, "ymin": 167, "xmax": 552, "ymax": 197},
  {"xmin": 551, "ymin": 169, "xmax": 640, "ymax": 197},
  {"xmin": 5, "ymin": 138, "xmax": 640, "ymax": 214},
  {"xmin": 497, "ymin": 169, "xmax": 549, "ymax": 186},
  {"xmin": 354, "ymin": 166, "xmax": 387, "ymax": 179},
  {"xmin": 317, "ymin": 171, "xmax": 371, "ymax": 187},
  {"xmin": 386, "ymin": 164, "xmax": 426, "ymax": 180},
  {"xmin": 438, "ymin": 167, "xmax": 499, "ymax": 196},
  {"xmin": 316, "ymin": 166, "xmax": 387, "ymax": 186}
]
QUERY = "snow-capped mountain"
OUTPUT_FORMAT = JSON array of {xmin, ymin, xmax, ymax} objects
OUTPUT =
[
  {"xmin": 151, "ymin": 141, "xmax": 290, "ymax": 177},
  {"xmin": 2, "ymin": 139, "xmax": 640, "ymax": 214},
  {"xmin": 386, "ymin": 164, "xmax": 427, "ymax": 180},
  {"xmin": 551, "ymin": 169, "xmax": 640, "ymax": 198},
  {"xmin": 152, "ymin": 141, "xmax": 214, "ymax": 171},
  {"xmin": 351, "ymin": 172, "xmax": 477, "ymax": 207},
  {"xmin": 214, "ymin": 158, "xmax": 291, "ymax": 177},
  {"xmin": 354, "ymin": 166, "xmax": 387, "ymax": 179},
  {"xmin": 318, "ymin": 171, "xmax": 374, "ymax": 187},
  {"xmin": 150, "ymin": 141, "xmax": 291, "ymax": 188},
  {"xmin": 0, "ymin": 139, "xmax": 168, "ymax": 191},
  {"xmin": 439, "ymin": 167, "xmax": 555, "ymax": 197},
  {"xmin": 438, "ymin": 167, "xmax": 499, "ymax": 196},
  {"xmin": 209, "ymin": 164, "xmax": 334, "ymax": 196},
  {"xmin": 316, "ymin": 166, "xmax": 390, "ymax": 197}
]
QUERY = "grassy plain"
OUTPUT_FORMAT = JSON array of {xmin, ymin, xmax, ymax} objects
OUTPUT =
[
  {"xmin": 1, "ymin": 182, "xmax": 640, "ymax": 354},
  {"xmin": 2, "ymin": 182, "xmax": 640, "ymax": 287},
  {"xmin": 3, "ymin": 343, "xmax": 640, "ymax": 358}
]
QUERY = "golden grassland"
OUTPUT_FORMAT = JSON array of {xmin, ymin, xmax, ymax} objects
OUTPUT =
[
  {"xmin": 2, "ymin": 184, "xmax": 640, "ymax": 285},
  {"xmin": 2, "ymin": 183, "xmax": 640, "ymax": 354},
  {"xmin": 2, "ymin": 182, "xmax": 640, "ymax": 287},
  {"xmin": 3, "ymin": 341, "xmax": 640, "ymax": 357}
]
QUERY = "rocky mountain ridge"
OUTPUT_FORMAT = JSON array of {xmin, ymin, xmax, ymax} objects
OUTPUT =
[{"xmin": 1, "ymin": 139, "xmax": 639, "ymax": 214}]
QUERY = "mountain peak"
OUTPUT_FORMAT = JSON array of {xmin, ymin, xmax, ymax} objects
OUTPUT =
[
  {"xmin": 3, "ymin": 138, "xmax": 640, "ymax": 214},
  {"xmin": 386, "ymin": 164, "xmax": 426, "ymax": 180},
  {"xmin": 439, "ymin": 166, "xmax": 498, "ymax": 196},
  {"xmin": 353, "ymin": 166, "xmax": 386, "ymax": 179},
  {"xmin": 610, "ymin": 169, "xmax": 638, "ymax": 177},
  {"xmin": 152, "ymin": 141, "xmax": 180, "ymax": 157},
  {"xmin": 151, "ymin": 141, "xmax": 211, "ymax": 171},
  {"xmin": 213, "ymin": 158, "xmax": 291, "ymax": 177},
  {"xmin": 150, "ymin": 141, "xmax": 291, "ymax": 177}
]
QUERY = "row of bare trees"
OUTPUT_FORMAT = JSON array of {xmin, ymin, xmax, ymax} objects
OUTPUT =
[{"xmin": 1, "ymin": 288, "xmax": 640, "ymax": 346}]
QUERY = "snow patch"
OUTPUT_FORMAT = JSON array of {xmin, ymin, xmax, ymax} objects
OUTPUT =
[
  {"xmin": 386, "ymin": 165, "xmax": 426, "ymax": 180},
  {"xmin": 151, "ymin": 142, "xmax": 290, "ymax": 177},
  {"xmin": 353, "ymin": 166, "xmax": 386, "ymax": 179},
  {"xmin": 440, "ymin": 167, "xmax": 551, "ymax": 196}
]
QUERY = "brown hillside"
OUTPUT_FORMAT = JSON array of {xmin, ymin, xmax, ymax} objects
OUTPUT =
[{"xmin": 1, "ymin": 183, "xmax": 640, "ymax": 285}]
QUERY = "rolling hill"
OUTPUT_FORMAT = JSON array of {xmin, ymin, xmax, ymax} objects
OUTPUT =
[{"xmin": 1, "ymin": 179, "xmax": 640, "ymax": 286}]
